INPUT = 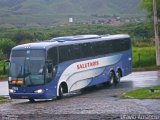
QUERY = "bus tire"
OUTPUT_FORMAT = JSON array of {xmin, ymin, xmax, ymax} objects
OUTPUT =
[
  {"xmin": 57, "ymin": 85, "xmax": 64, "ymax": 99},
  {"xmin": 115, "ymin": 71, "xmax": 121, "ymax": 84},
  {"xmin": 29, "ymin": 98, "xmax": 35, "ymax": 102},
  {"xmin": 109, "ymin": 72, "xmax": 116, "ymax": 86}
]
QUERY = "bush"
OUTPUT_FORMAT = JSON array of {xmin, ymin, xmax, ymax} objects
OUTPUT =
[
  {"xmin": 0, "ymin": 60, "xmax": 8, "ymax": 77},
  {"xmin": 0, "ymin": 38, "xmax": 16, "ymax": 59},
  {"xmin": 0, "ymin": 50, "xmax": 5, "ymax": 61}
]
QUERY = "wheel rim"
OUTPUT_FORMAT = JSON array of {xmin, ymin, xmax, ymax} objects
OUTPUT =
[
  {"xmin": 109, "ymin": 72, "xmax": 114, "ymax": 85},
  {"xmin": 29, "ymin": 99, "xmax": 35, "ymax": 102},
  {"xmin": 116, "ymin": 72, "xmax": 121, "ymax": 83},
  {"xmin": 59, "ymin": 86, "xmax": 63, "ymax": 97}
]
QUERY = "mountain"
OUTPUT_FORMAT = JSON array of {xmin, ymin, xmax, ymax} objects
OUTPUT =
[{"xmin": 0, "ymin": 0, "xmax": 146, "ymax": 27}]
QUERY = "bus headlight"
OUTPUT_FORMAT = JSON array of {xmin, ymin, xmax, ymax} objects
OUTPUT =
[
  {"xmin": 9, "ymin": 89, "xmax": 15, "ymax": 93},
  {"xmin": 34, "ymin": 89, "xmax": 44, "ymax": 93}
]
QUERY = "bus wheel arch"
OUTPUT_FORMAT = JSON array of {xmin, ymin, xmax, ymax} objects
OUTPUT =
[
  {"xmin": 57, "ymin": 82, "xmax": 68, "ymax": 99},
  {"xmin": 117, "ymin": 68, "xmax": 122, "ymax": 77}
]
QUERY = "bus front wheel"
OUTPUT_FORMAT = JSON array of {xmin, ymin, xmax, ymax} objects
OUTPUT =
[
  {"xmin": 57, "ymin": 85, "xmax": 64, "ymax": 99},
  {"xmin": 109, "ymin": 72, "xmax": 116, "ymax": 86},
  {"xmin": 29, "ymin": 98, "xmax": 35, "ymax": 102}
]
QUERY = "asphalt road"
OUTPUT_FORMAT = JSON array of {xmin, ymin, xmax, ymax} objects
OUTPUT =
[
  {"xmin": 0, "ymin": 71, "xmax": 160, "ymax": 120},
  {"xmin": 0, "ymin": 81, "xmax": 8, "ymax": 96}
]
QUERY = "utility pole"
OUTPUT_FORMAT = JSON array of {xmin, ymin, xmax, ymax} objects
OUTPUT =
[{"xmin": 153, "ymin": 0, "xmax": 160, "ymax": 66}]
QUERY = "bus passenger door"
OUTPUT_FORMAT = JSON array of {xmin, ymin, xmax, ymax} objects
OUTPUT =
[{"xmin": 46, "ymin": 47, "xmax": 58, "ymax": 83}]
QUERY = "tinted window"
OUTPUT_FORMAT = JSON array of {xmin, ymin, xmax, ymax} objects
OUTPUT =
[
  {"xmin": 11, "ymin": 50, "xmax": 26, "ymax": 57},
  {"xmin": 112, "ymin": 40, "xmax": 121, "ymax": 52},
  {"xmin": 92, "ymin": 38, "xmax": 131, "ymax": 56},
  {"xmin": 112, "ymin": 38, "xmax": 131, "ymax": 52},
  {"xmin": 93, "ymin": 41, "xmax": 104, "ymax": 56},
  {"xmin": 70, "ymin": 44, "xmax": 83, "ymax": 60},
  {"xmin": 59, "ymin": 44, "xmax": 84, "ymax": 63},
  {"xmin": 59, "ymin": 45, "xmax": 71, "ymax": 63},
  {"xmin": 123, "ymin": 38, "xmax": 131, "ymax": 50},
  {"xmin": 11, "ymin": 50, "xmax": 45, "ymax": 57},
  {"xmin": 58, "ymin": 38, "xmax": 131, "ymax": 62},
  {"xmin": 93, "ymin": 40, "xmax": 113, "ymax": 56},
  {"xmin": 81, "ymin": 43, "xmax": 94, "ymax": 57},
  {"xmin": 47, "ymin": 47, "xmax": 58, "ymax": 66}
]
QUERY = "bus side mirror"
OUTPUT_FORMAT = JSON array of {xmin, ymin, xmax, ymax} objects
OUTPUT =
[
  {"xmin": 3, "ymin": 60, "xmax": 10, "ymax": 74},
  {"xmin": 48, "ymin": 64, "xmax": 53, "ymax": 73},
  {"xmin": 45, "ymin": 60, "xmax": 53, "ymax": 73}
]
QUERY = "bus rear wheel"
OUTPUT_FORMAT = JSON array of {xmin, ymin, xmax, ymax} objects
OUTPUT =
[{"xmin": 115, "ymin": 71, "xmax": 121, "ymax": 84}]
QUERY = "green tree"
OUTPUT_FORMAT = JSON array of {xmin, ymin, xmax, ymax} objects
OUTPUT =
[
  {"xmin": 133, "ymin": 22, "xmax": 154, "ymax": 40},
  {"xmin": 0, "ymin": 39, "xmax": 16, "ymax": 59},
  {"xmin": 0, "ymin": 50, "xmax": 5, "ymax": 60},
  {"xmin": 13, "ymin": 31, "xmax": 34, "ymax": 44},
  {"xmin": 140, "ymin": 0, "xmax": 160, "ymax": 17}
]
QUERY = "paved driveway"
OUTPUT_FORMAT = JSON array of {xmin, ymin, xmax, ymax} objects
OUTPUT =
[
  {"xmin": 0, "ymin": 81, "xmax": 8, "ymax": 96},
  {"xmin": 0, "ymin": 71, "xmax": 160, "ymax": 120}
]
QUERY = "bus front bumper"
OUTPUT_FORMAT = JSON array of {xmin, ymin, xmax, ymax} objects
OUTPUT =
[
  {"xmin": 9, "ymin": 93, "xmax": 50, "ymax": 99},
  {"xmin": 9, "ymin": 88, "xmax": 57, "ymax": 99},
  {"xmin": 9, "ymin": 93, "xmax": 56, "ymax": 99},
  {"xmin": 9, "ymin": 83, "xmax": 58, "ymax": 99}
]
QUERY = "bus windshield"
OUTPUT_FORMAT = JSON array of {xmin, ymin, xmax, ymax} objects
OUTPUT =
[{"xmin": 9, "ymin": 50, "xmax": 46, "ymax": 86}]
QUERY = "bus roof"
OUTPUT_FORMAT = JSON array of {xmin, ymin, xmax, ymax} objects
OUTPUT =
[
  {"xmin": 52, "ymin": 34, "xmax": 101, "ymax": 42},
  {"xmin": 12, "ymin": 34, "xmax": 130, "ymax": 50}
]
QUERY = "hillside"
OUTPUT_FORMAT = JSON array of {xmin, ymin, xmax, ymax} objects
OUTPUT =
[{"xmin": 0, "ymin": 0, "xmax": 146, "ymax": 27}]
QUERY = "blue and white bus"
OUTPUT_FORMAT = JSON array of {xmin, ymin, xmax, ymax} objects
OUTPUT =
[{"xmin": 8, "ymin": 34, "xmax": 132, "ymax": 101}]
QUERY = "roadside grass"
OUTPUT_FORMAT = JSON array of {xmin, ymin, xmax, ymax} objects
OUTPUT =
[
  {"xmin": 122, "ymin": 86, "xmax": 160, "ymax": 99},
  {"xmin": 132, "ymin": 47, "xmax": 156, "ymax": 68},
  {"xmin": 133, "ymin": 66, "xmax": 160, "ymax": 72},
  {"xmin": 0, "ymin": 96, "xmax": 8, "ymax": 104}
]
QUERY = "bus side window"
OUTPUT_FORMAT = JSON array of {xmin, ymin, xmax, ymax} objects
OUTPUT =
[
  {"xmin": 93, "ymin": 41, "xmax": 112, "ymax": 56},
  {"xmin": 123, "ymin": 38, "xmax": 131, "ymax": 50},
  {"xmin": 103, "ymin": 40, "xmax": 109, "ymax": 54},
  {"xmin": 112, "ymin": 38, "xmax": 131, "ymax": 53},
  {"xmin": 59, "ymin": 45, "xmax": 71, "ymax": 63},
  {"xmin": 116, "ymin": 38, "xmax": 130, "ymax": 52},
  {"xmin": 47, "ymin": 47, "xmax": 58, "ymax": 66},
  {"xmin": 69, "ymin": 44, "xmax": 83, "ymax": 60},
  {"xmin": 46, "ymin": 47, "xmax": 58, "ymax": 83},
  {"xmin": 81, "ymin": 43, "xmax": 94, "ymax": 58},
  {"xmin": 112, "ymin": 39, "xmax": 121, "ymax": 52},
  {"xmin": 93, "ymin": 42, "xmax": 101, "ymax": 56}
]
